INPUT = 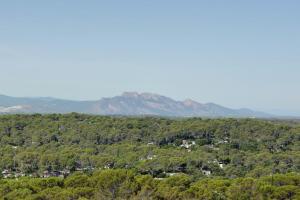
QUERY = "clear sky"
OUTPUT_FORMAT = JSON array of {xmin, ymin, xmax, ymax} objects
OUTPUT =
[{"xmin": 0, "ymin": 1, "xmax": 299, "ymax": 116}]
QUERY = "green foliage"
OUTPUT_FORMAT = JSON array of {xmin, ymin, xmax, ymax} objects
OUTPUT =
[
  {"xmin": 92, "ymin": 169, "xmax": 138, "ymax": 199},
  {"xmin": 0, "ymin": 172, "xmax": 299, "ymax": 199},
  {"xmin": 0, "ymin": 114, "xmax": 299, "ymax": 199}
]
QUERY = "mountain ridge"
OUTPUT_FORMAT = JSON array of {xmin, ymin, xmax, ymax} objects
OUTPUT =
[{"xmin": 0, "ymin": 92, "xmax": 271, "ymax": 117}]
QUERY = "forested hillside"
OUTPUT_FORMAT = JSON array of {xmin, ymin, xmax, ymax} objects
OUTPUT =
[{"xmin": 0, "ymin": 114, "xmax": 299, "ymax": 199}]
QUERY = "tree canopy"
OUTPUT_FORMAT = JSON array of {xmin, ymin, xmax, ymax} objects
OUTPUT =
[{"xmin": 0, "ymin": 114, "xmax": 299, "ymax": 199}]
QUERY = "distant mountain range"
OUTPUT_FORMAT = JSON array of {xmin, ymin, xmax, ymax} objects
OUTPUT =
[{"xmin": 0, "ymin": 92, "xmax": 271, "ymax": 118}]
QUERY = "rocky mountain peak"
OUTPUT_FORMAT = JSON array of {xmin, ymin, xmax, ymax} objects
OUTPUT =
[{"xmin": 0, "ymin": 93, "xmax": 271, "ymax": 117}]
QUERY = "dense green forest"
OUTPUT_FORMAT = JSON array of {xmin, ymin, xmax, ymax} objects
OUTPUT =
[
  {"xmin": 0, "ymin": 114, "xmax": 299, "ymax": 199},
  {"xmin": 1, "ymin": 171, "xmax": 299, "ymax": 199}
]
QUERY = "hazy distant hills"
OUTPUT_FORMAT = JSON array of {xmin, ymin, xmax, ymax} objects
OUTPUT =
[{"xmin": 0, "ymin": 92, "xmax": 271, "ymax": 117}]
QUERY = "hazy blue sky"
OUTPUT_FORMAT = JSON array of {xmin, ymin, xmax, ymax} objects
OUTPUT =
[{"xmin": 0, "ymin": 1, "xmax": 299, "ymax": 115}]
